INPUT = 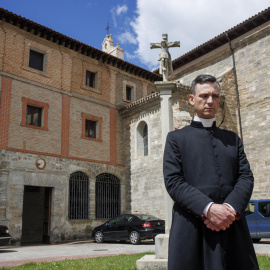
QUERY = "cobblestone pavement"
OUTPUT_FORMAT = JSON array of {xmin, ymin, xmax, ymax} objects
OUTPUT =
[{"xmin": 0, "ymin": 239, "xmax": 269, "ymax": 268}]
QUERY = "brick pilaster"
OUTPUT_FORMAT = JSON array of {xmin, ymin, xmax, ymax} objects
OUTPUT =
[
  {"xmin": 0, "ymin": 77, "xmax": 12, "ymax": 149},
  {"xmin": 110, "ymin": 108, "xmax": 116, "ymax": 165},
  {"xmin": 61, "ymin": 94, "xmax": 70, "ymax": 157}
]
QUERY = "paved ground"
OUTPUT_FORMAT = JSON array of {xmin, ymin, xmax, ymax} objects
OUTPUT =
[
  {"xmin": 0, "ymin": 239, "xmax": 269, "ymax": 268},
  {"xmin": 0, "ymin": 240, "xmax": 155, "ymax": 268}
]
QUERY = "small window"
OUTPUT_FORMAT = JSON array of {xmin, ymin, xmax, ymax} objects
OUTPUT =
[
  {"xmin": 126, "ymin": 85, "xmax": 134, "ymax": 101},
  {"xmin": 29, "ymin": 50, "xmax": 44, "ymax": 71},
  {"xmin": 21, "ymin": 97, "xmax": 49, "ymax": 131},
  {"xmin": 81, "ymin": 113, "xmax": 102, "ymax": 142},
  {"xmin": 85, "ymin": 119, "xmax": 97, "ymax": 138},
  {"xmin": 107, "ymin": 216, "xmax": 122, "ymax": 225},
  {"xmin": 136, "ymin": 121, "xmax": 149, "ymax": 157},
  {"xmin": 258, "ymin": 202, "xmax": 270, "ymax": 217},
  {"xmin": 143, "ymin": 125, "xmax": 148, "ymax": 156},
  {"xmin": 86, "ymin": 71, "xmax": 96, "ymax": 88},
  {"xmin": 122, "ymin": 215, "xmax": 133, "ymax": 223},
  {"xmin": 26, "ymin": 105, "xmax": 42, "ymax": 127},
  {"xmin": 245, "ymin": 202, "xmax": 255, "ymax": 216}
]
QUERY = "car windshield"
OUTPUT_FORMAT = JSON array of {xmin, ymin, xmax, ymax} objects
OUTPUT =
[{"xmin": 134, "ymin": 214, "xmax": 159, "ymax": 221}]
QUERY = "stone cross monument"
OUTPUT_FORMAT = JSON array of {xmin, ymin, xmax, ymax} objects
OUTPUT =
[
  {"xmin": 137, "ymin": 34, "xmax": 180, "ymax": 269},
  {"xmin": 150, "ymin": 34, "xmax": 180, "ymax": 81}
]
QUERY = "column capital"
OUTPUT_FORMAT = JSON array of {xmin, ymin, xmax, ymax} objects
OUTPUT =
[{"xmin": 154, "ymin": 81, "xmax": 177, "ymax": 95}]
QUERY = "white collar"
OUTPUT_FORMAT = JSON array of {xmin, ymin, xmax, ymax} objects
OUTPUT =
[{"xmin": 194, "ymin": 116, "xmax": 215, "ymax": 128}]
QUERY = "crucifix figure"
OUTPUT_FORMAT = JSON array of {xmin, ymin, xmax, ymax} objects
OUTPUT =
[{"xmin": 150, "ymin": 34, "xmax": 180, "ymax": 81}]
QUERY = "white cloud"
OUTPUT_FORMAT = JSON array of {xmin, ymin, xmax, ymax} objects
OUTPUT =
[
  {"xmin": 111, "ymin": 4, "xmax": 128, "ymax": 27},
  {"xmin": 130, "ymin": 0, "xmax": 269, "ymax": 69},
  {"xmin": 118, "ymin": 31, "xmax": 137, "ymax": 45},
  {"xmin": 116, "ymin": 5, "xmax": 128, "ymax": 16}
]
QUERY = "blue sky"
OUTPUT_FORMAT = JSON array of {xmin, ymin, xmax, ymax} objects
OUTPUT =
[{"xmin": 0, "ymin": 0, "xmax": 269, "ymax": 71}]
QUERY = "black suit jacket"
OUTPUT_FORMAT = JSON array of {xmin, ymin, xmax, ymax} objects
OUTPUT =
[{"xmin": 163, "ymin": 121, "xmax": 259, "ymax": 270}]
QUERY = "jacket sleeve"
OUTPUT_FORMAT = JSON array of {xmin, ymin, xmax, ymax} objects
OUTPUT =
[
  {"xmin": 223, "ymin": 136, "xmax": 254, "ymax": 217},
  {"xmin": 163, "ymin": 131, "xmax": 212, "ymax": 218}
]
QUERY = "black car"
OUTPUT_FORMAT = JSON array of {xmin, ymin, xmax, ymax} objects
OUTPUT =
[
  {"xmin": 92, "ymin": 214, "xmax": 165, "ymax": 245},
  {"xmin": 0, "ymin": 225, "xmax": 11, "ymax": 246}
]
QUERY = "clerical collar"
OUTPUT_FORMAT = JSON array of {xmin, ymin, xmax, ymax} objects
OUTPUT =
[{"xmin": 193, "ymin": 116, "xmax": 215, "ymax": 128}]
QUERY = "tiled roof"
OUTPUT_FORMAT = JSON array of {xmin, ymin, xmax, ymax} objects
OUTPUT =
[{"xmin": 0, "ymin": 8, "xmax": 162, "ymax": 82}]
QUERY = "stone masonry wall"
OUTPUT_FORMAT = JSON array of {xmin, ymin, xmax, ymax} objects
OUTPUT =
[
  {"xmin": 121, "ymin": 97, "xmax": 165, "ymax": 219},
  {"xmin": 172, "ymin": 23, "xmax": 270, "ymax": 199},
  {"xmin": 0, "ymin": 149, "xmax": 126, "ymax": 245}
]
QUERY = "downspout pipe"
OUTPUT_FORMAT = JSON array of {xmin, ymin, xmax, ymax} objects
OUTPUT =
[{"xmin": 225, "ymin": 33, "xmax": 243, "ymax": 142}]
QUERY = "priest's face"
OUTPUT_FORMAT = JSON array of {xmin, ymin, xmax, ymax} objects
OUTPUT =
[{"xmin": 189, "ymin": 82, "xmax": 221, "ymax": 119}]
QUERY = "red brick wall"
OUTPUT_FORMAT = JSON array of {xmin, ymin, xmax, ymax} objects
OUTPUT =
[
  {"xmin": 0, "ymin": 76, "xmax": 12, "ymax": 148},
  {"xmin": 0, "ymin": 22, "xmax": 155, "ymax": 167},
  {"xmin": 61, "ymin": 94, "xmax": 70, "ymax": 157},
  {"xmin": 110, "ymin": 108, "xmax": 116, "ymax": 165}
]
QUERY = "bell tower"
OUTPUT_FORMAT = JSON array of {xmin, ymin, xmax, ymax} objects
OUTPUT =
[{"xmin": 102, "ymin": 34, "xmax": 124, "ymax": 60}]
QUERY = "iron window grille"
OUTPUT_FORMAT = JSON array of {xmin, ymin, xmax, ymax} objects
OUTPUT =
[
  {"xmin": 69, "ymin": 172, "xmax": 89, "ymax": 220},
  {"xmin": 95, "ymin": 173, "xmax": 120, "ymax": 219}
]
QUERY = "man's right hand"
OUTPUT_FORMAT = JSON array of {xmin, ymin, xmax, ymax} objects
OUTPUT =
[{"xmin": 206, "ymin": 203, "xmax": 236, "ymax": 231}]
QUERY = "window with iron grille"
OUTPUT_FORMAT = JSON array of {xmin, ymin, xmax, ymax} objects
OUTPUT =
[
  {"xmin": 69, "ymin": 172, "xmax": 89, "ymax": 220},
  {"xmin": 95, "ymin": 173, "xmax": 120, "ymax": 219},
  {"xmin": 85, "ymin": 119, "xmax": 97, "ymax": 138},
  {"xmin": 26, "ymin": 105, "xmax": 42, "ymax": 127},
  {"xmin": 29, "ymin": 49, "xmax": 45, "ymax": 71},
  {"xmin": 86, "ymin": 71, "xmax": 96, "ymax": 88}
]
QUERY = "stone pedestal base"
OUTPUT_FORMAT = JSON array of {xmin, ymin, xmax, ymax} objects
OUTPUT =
[
  {"xmin": 136, "ymin": 255, "xmax": 167, "ymax": 270},
  {"xmin": 136, "ymin": 234, "xmax": 169, "ymax": 270}
]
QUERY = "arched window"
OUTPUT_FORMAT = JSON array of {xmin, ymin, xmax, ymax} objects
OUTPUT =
[
  {"xmin": 137, "ymin": 121, "xmax": 149, "ymax": 157},
  {"xmin": 143, "ymin": 124, "xmax": 148, "ymax": 156},
  {"xmin": 69, "ymin": 171, "xmax": 89, "ymax": 220},
  {"xmin": 95, "ymin": 173, "xmax": 120, "ymax": 219}
]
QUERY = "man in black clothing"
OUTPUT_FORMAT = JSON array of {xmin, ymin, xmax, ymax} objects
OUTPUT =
[{"xmin": 163, "ymin": 74, "xmax": 259, "ymax": 269}]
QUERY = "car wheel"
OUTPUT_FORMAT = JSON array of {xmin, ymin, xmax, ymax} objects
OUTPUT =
[
  {"xmin": 95, "ymin": 231, "xmax": 104, "ymax": 243},
  {"xmin": 129, "ymin": 231, "xmax": 140, "ymax": 245},
  {"xmin": 252, "ymin": 238, "xmax": 261, "ymax": 243}
]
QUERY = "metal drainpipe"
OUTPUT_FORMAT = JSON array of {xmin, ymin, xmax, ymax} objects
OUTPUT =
[{"xmin": 225, "ymin": 33, "xmax": 244, "ymax": 142}]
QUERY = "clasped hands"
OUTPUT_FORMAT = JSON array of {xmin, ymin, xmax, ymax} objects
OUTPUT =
[{"xmin": 202, "ymin": 203, "xmax": 236, "ymax": 232}]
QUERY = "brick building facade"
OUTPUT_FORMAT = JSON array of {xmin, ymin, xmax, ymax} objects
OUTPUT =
[{"xmin": 0, "ymin": 8, "xmax": 159, "ymax": 245}]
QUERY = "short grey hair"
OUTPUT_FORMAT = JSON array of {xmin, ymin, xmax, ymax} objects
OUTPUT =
[{"xmin": 190, "ymin": 74, "xmax": 220, "ymax": 95}]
